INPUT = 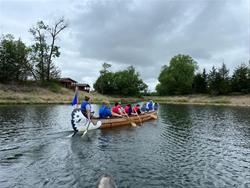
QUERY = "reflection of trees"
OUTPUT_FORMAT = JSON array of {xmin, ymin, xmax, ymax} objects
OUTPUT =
[{"xmin": 160, "ymin": 104, "xmax": 192, "ymax": 129}]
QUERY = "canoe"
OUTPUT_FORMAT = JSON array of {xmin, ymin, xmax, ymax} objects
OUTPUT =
[
  {"xmin": 71, "ymin": 109, "xmax": 158, "ymax": 132},
  {"xmin": 95, "ymin": 111, "xmax": 157, "ymax": 129}
]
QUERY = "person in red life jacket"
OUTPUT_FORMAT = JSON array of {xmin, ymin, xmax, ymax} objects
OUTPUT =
[
  {"xmin": 133, "ymin": 104, "xmax": 142, "ymax": 114},
  {"xmin": 124, "ymin": 104, "xmax": 135, "ymax": 116},
  {"xmin": 112, "ymin": 102, "xmax": 125, "ymax": 115}
]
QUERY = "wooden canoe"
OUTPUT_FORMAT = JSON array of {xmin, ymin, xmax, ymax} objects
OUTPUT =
[
  {"xmin": 71, "ymin": 109, "xmax": 157, "ymax": 132},
  {"xmin": 93, "ymin": 111, "xmax": 158, "ymax": 129}
]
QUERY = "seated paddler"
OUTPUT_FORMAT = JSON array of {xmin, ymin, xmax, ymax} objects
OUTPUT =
[
  {"xmin": 81, "ymin": 96, "xmax": 93, "ymax": 121},
  {"xmin": 112, "ymin": 102, "xmax": 125, "ymax": 115},
  {"xmin": 133, "ymin": 104, "xmax": 142, "ymax": 114},
  {"xmin": 99, "ymin": 100, "xmax": 122, "ymax": 118},
  {"xmin": 124, "ymin": 104, "xmax": 134, "ymax": 116}
]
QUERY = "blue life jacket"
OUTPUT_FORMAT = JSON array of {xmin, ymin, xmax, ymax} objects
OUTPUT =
[
  {"xmin": 81, "ymin": 101, "xmax": 90, "ymax": 116},
  {"xmin": 141, "ymin": 105, "xmax": 146, "ymax": 112},
  {"xmin": 154, "ymin": 103, "xmax": 158, "ymax": 111},
  {"xmin": 99, "ymin": 105, "xmax": 112, "ymax": 118},
  {"xmin": 148, "ymin": 101, "xmax": 153, "ymax": 111}
]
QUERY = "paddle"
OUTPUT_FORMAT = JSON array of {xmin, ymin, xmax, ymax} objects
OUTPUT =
[
  {"xmin": 125, "ymin": 113, "xmax": 136, "ymax": 127},
  {"xmin": 81, "ymin": 119, "xmax": 91, "ymax": 137},
  {"xmin": 133, "ymin": 108, "xmax": 142, "ymax": 126},
  {"xmin": 150, "ymin": 114, "xmax": 158, "ymax": 120}
]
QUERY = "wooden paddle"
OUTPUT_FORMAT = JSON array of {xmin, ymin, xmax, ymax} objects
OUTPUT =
[
  {"xmin": 125, "ymin": 113, "xmax": 136, "ymax": 127},
  {"xmin": 82, "ymin": 119, "xmax": 91, "ymax": 137},
  {"xmin": 150, "ymin": 114, "xmax": 158, "ymax": 120},
  {"xmin": 134, "ymin": 108, "xmax": 142, "ymax": 126}
]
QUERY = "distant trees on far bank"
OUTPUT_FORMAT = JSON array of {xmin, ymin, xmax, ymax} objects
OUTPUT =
[
  {"xmin": 157, "ymin": 54, "xmax": 250, "ymax": 95},
  {"xmin": 0, "ymin": 18, "xmax": 67, "ymax": 83},
  {"xmin": 94, "ymin": 63, "xmax": 148, "ymax": 96},
  {"xmin": 156, "ymin": 54, "xmax": 197, "ymax": 95}
]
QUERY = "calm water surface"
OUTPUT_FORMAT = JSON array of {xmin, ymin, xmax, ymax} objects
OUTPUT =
[{"xmin": 0, "ymin": 104, "xmax": 249, "ymax": 188}]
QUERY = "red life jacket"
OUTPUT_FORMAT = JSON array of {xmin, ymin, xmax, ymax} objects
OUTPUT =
[
  {"xmin": 124, "ymin": 106, "xmax": 130, "ymax": 113},
  {"xmin": 133, "ymin": 106, "xmax": 140, "ymax": 113},
  {"xmin": 112, "ymin": 105, "xmax": 121, "ymax": 114}
]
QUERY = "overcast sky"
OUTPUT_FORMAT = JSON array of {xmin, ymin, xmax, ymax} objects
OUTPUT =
[{"xmin": 0, "ymin": 0, "xmax": 249, "ymax": 91}]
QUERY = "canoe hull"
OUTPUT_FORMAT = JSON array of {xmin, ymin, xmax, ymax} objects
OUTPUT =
[{"xmin": 95, "ymin": 111, "xmax": 158, "ymax": 129}]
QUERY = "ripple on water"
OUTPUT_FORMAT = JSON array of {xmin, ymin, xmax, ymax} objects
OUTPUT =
[{"xmin": 0, "ymin": 104, "xmax": 250, "ymax": 188}]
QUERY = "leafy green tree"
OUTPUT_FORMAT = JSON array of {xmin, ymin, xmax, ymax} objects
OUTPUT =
[
  {"xmin": 0, "ymin": 34, "xmax": 30, "ymax": 82},
  {"xmin": 231, "ymin": 63, "xmax": 249, "ymax": 93},
  {"xmin": 29, "ymin": 18, "xmax": 67, "ymax": 81},
  {"xmin": 156, "ymin": 54, "xmax": 197, "ymax": 95},
  {"xmin": 193, "ymin": 68, "xmax": 207, "ymax": 93},
  {"xmin": 94, "ymin": 64, "xmax": 147, "ymax": 96}
]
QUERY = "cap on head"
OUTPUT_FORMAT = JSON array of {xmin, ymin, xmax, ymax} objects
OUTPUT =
[
  {"xmin": 85, "ymin": 96, "xmax": 90, "ymax": 101},
  {"xmin": 103, "ymin": 100, "xmax": 110, "ymax": 105}
]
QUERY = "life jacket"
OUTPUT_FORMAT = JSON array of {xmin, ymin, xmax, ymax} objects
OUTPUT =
[
  {"xmin": 124, "ymin": 106, "xmax": 130, "ymax": 113},
  {"xmin": 112, "ymin": 105, "xmax": 121, "ymax": 114},
  {"xmin": 99, "ymin": 105, "xmax": 111, "ymax": 118},
  {"xmin": 147, "ymin": 101, "xmax": 153, "ymax": 111},
  {"xmin": 133, "ymin": 106, "xmax": 140, "ymax": 113},
  {"xmin": 81, "ymin": 101, "xmax": 91, "ymax": 117},
  {"xmin": 154, "ymin": 103, "xmax": 158, "ymax": 111}
]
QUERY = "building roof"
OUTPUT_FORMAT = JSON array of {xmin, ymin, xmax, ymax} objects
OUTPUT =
[
  {"xmin": 59, "ymin": 78, "xmax": 77, "ymax": 83},
  {"xmin": 76, "ymin": 83, "xmax": 90, "ymax": 87}
]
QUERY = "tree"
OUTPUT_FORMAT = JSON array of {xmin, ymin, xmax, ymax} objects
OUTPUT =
[
  {"xmin": 0, "ymin": 34, "xmax": 30, "ymax": 82},
  {"xmin": 207, "ymin": 63, "xmax": 230, "ymax": 95},
  {"xmin": 193, "ymin": 68, "xmax": 207, "ymax": 93},
  {"xmin": 231, "ymin": 63, "xmax": 249, "ymax": 93},
  {"xmin": 218, "ymin": 63, "xmax": 230, "ymax": 94},
  {"xmin": 94, "ymin": 64, "xmax": 148, "ymax": 96},
  {"xmin": 29, "ymin": 18, "xmax": 67, "ymax": 81},
  {"xmin": 156, "ymin": 54, "xmax": 197, "ymax": 95}
]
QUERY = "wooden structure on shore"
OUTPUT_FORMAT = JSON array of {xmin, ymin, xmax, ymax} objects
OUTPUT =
[{"xmin": 59, "ymin": 78, "xmax": 90, "ymax": 92}]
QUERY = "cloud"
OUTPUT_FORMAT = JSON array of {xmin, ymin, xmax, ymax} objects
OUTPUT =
[{"xmin": 0, "ymin": 0, "xmax": 249, "ymax": 91}]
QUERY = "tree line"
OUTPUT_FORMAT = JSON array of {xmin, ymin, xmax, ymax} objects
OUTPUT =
[
  {"xmin": 156, "ymin": 54, "xmax": 250, "ymax": 95},
  {"xmin": 0, "ymin": 18, "xmax": 67, "ymax": 83}
]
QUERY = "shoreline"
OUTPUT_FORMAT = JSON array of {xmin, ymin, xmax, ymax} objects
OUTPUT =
[{"xmin": 0, "ymin": 83, "xmax": 250, "ymax": 107}]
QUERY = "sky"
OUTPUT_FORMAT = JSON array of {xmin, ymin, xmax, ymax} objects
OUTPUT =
[{"xmin": 0, "ymin": 0, "xmax": 249, "ymax": 91}]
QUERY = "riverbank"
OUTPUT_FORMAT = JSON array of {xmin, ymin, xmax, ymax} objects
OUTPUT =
[
  {"xmin": 0, "ymin": 83, "xmax": 250, "ymax": 107},
  {"xmin": 144, "ymin": 95, "xmax": 250, "ymax": 107},
  {"xmin": 0, "ymin": 83, "xmax": 139, "ymax": 105}
]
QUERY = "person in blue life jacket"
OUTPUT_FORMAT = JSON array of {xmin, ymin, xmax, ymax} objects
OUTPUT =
[
  {"xmin": 99, "ymin": 100, "xmax": 123, "ymax": 119},
  {"xmin": 81, "ymin": 96, "xmax": 93, "ymax": 121},
  {"xmin": 154, "ymin": 102, "xmax": 159, "ymax": 111},
  {"xmin": 146, "ymin": 99, "xmax": 154, "ymax": 111},
  {"xmin": 141, "ymin": 103, "xmax": 147, "ymax": 112}
]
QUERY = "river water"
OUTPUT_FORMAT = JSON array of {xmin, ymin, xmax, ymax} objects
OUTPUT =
[{"xmin": 0, "ymin": 104, "xmax": 249, "ymax": 188}]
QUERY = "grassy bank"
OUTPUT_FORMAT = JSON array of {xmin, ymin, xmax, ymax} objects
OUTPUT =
[
  {"xmin": 0, "ymin": 83, "xmax": 140, "ymax": 105},
  {"xmin": 0, "ymin": 83, "xmax": 250, "ymax": 107},
  {"xmin": 144, "ymin": 95, "xmax": 250, "ymax": 107}
]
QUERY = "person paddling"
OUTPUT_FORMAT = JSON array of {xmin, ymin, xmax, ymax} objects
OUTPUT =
[
  {"xmin": 154, "ymin": 102, "xmax": 159, "ymax": 111},
  {"xmin": 81, "ymin": 96, "xmax": 93, "ymax": 122},
  {"xmin": 146, "ymin": 99, "xmax": 154, "ymax": 111},
  {"xmin": 124, "ymin": 104, "xmax": 133, "ymax": 116},
  {"xmin": 99, "ymin": 100, "xmax": 122, "ymax": 119},
  {"xmin": 112, "ymin": 102, "xmax": 126, "ymax": 115},
  {"xmin": 133, "ymin": 104, "xmax": 142, "ymax": 114},
  {"xmin": 141, "ymin": 103, "xmax": 147, "ymax": 113}
]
